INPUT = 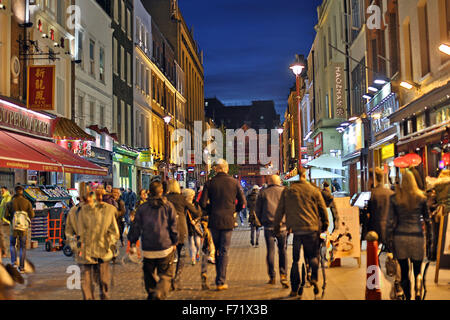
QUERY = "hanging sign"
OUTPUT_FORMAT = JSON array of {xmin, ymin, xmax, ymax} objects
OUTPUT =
[{"xmin": 27, "ymin": 65, "xmax": 55, "ymax": 111}]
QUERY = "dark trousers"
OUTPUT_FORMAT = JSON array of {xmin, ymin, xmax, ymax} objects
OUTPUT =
[
  {"xmin": 250, "ymin": 226, "xmax": 261, "ymax": 245},
  {"xmin": 173, "ymin": 244, "xmax": 184, "ymax": 286},
  {"xmin": 264, "ymin": 229, "xmax": 287, "ymax": 279},
  {"xmin": 210, "ymin": 228, "xmax": 233, "ymax": 286},
  {"xmin": 81, "ymin": 261, "xmax": 111, "ymax": 300},
  {"xmin": 143, "ymin": 251, "xmax": 175, "ymax": 300},
  {"xmin": 117, "ymin": 219, "xmax": 125, "ymax": 244},
  {"xmin": 398, "ymin": 259, "xmax": 422, "ymax": 300},
  {"xmin": 290, "ymin": 233, "xmax": 320, "ymax": 292},
  {"xmin": 10, "ymin": 233, "xmax": 26, "ymax": 269}
]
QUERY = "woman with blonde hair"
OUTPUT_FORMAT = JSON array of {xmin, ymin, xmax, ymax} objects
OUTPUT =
[
  {"xmin": 183, "ymin": 188, "xmax": 202, "ymax": 265},
  {"xmin": 165, "ymin": 180, "xmax": 201, "ymax": 290},
  {"xmin": 387, "ymin": 168, "xmax": 428, "ymax": 300}
]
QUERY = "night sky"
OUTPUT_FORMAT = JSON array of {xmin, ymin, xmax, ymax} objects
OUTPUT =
[{"xmin": 179, "ymin": 0, "xmax": 323, "ymax": 118}]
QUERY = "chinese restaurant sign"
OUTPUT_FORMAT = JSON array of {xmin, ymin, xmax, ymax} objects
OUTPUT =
[
  {"xmin": 27, "ymin": 65, "xmax": 55, "ymax": 111},
  {"xmin": 0, "ymin": 100, "xmax": 52, "ymax": 138}
]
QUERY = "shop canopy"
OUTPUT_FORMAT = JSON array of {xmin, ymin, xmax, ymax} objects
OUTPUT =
[
  {"xmin": 0, "ymin": 130, "xmax": 107, "ymax": 176},
  {"xmin": 52, "ymin": 117, "xmax": 95, "ymax": 141},
  {"xmin": 305, "ymin": 154, "xmax": 345, "ymax": 170},
  {"xmin": 286, "ymin": 168, "xmax": 344, "ymax": 182}
]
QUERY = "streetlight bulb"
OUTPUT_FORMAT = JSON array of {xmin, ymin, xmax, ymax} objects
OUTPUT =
[
  {"xmin": 163, "ymin": 115, "xmax": 172, "ymax": 124},
  {"xmin": 400, "ymin": 81, "xmax": 414, "ymax": 90},
  {"xmin": 439, "ymin": 44, "xmax": 450, "ymax": 56},
  {"xmin": 290, "ymin": 64, "xmax": 304, "ymax": 76},
  {"xmin": 277, "ymin": 128, "xmax": 284, "ymax": 135}
]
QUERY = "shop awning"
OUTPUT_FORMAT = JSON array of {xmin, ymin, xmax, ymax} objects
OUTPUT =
[
  {"xmin": 286, "ymin": 169, "xmax": 344, "ymax": 182},
  {"xmin": 0, "ymin": 130, "xmax": 61, "ymax": 172},
  {"xmin": 306, "ymin": 154, "xmax": 345, "ymax": 170},
  {"xmin": 52, "ymin": 117, "xmax": 95, "ymax": 141},
  {"xmin": 0, "ymin": 130, "xmax": 107, "ymax": 176}
]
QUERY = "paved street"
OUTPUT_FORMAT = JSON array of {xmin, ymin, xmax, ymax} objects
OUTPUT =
[{"xmin": 5, "ymin": 226, "xmax": 449, "ymax": 300}]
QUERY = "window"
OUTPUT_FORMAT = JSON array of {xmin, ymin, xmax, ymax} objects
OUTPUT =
[
  {"xmin": 77, "ymin": 30, "xmax": 84, "ymax": 69},
  {"xmin": 127, "ymin": 104, "xmax": 132, "ymax": 146},
  {"xmin": 141, "ymin": 63, "xmax": 145, "ymax": 93},
  {"xmin": 389, "ymin": 12, "xmax": 400, "ymax": 76},
  {"xmin": 127, "ymin": 9, "xmax": 132, "ymax": 39},
  {"xmin": 77, "ymin": 95, "xmax": 84, "ymax": 128},
  {"xmin": 439, "ymin": 0, "xmax": 450, "ymax": 63},
  {"xmin": 113, "ymin": 96, "xmax": 118, "ymax": 132},
  {"xmin": 99, "ymin": 47, "xmax": 105, "ymax": 83},
  {"xmin": 136, "ymin": 58, "xmax": 140, "ymax": 87},
  {"xmin": 145, "ymin": 69, "xmax": 149, "ymax": 96},
  {"xmin": 323, "ymin": 36, "xmax": 327, "ymax": 66},
  {"xmin": 351, "ymin": 0, "xmax": 363, "ymax": 41},
  {"xmin": 403, "ymin": 18, "xmax": 414, "ymax": 81},
  {"xmin": 120, "ymin": 46, "xmax": 125, "ymax": 80},
  {"xmin": 100, "ymin": 105, "xmax": 105, "ymax": 127},
  {"xmin": 57, "ymin": 78, "xmax": 65, "ymax": 116},
  {"xmin": 127, "ymin": 52, "xmax": 131, "ymax": 85},
  {"xmin": 120, "ymin": 100, "xmax": 125, "ymax": 144},
  {"xmin": 351, "ymin": 59, "xmax": 367, "ymax": 116},
  {"xmin": 121, "ymin": 0, "xmax": 125, "ymax": 31},
  {"xmin": 328, "ymin": 27, "xmax": 332, "ymax": 60},
  {"xmin": 418, "ymin": 1, "xmax": 431, "ymax": 76},
  {"xmin": 113, "ymin": 38, "xmax": 118, "ymax": 75},
  {"xmin": 89, "ymin": 40, "xmax": 95, "ymax": 77},
  {"xmin": 89, "ymin": 101, "xmax": 95, "ymax": 124},
  {"xmin": 152, "ymin": 75, "xmax": 156, "ymax": 100},
  {"xmin": 57, "ymin": 0, "xmax": 64, "ymax": 26},
  {"xmin": 114, "ymin": 0, "xmax": 119, "ymax": 23}
]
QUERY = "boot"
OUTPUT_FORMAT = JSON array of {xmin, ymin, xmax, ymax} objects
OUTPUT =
[
  {"xmin": 415, "ymin": 274, "xmax": 423, "ymax": 300},
  {"xmin": 390, "ymin": 280, "xmax": 405, "ymax": 300},
  {"xmin": 201, "ymin": 273, "xmax": 210, "ymax": 290}
]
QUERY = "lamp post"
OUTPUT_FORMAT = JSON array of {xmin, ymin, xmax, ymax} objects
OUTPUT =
[
  {"xmin": 277, "ymin": 127, "xmax": 284, "ymax": 174},
  {"xmin": 290, "ymin": 57, "xmax": 305, "ymax": 170},
  {"xmin": 163, "ymin": 115, "xmax": 172, "ymax": 181}
]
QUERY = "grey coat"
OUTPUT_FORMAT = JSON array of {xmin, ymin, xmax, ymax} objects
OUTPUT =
[
  {"xmin": 255, "ymin": 184, "xmax": 285, "ymax": 230},
  {"xmin": 367, "ymin": 185, "xmax": 394, "ymax": 244}
]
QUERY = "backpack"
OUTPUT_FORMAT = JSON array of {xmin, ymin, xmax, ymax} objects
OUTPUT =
[{"xmin": 12, "ymin": 211, "xmax": 31, "ymax": 232}]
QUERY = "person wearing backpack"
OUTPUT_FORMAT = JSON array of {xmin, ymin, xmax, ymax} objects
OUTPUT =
[{"xmin": 4, "ymin": 186, "xmax": 34, "ymax": 273}]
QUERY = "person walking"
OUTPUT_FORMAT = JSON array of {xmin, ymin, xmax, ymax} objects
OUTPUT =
[
  {"xmin": 106, "ymin": 188, "xmax": 126, "ymax": 247},
  {"xmin": 4, "ymin": 186, "xmax": 34, "ymax": 273},
  {"xmin": 256, "ymin": 175, "xmax": 288, "ymax": 287},
  {"xmin": 127, "ymin": 188, "xmax": 137, "ymax": 220},
  {"xmin": 183, "ymin": 188, "xmax": 202, "ymax": 265},
  {"xmin": 166, "ymin": 180, "xmax": 201, "ymax": 290},
  {"xmin": 247, "ymin": 186, "xmax": 261, "ymax": 247},
  {"xmin": 128, "ymin": 181, "xmax": 178, "ymax": 300},
  {"xmin": 199, "ymin": 159, "xmax": 246, "ymax": 291},
  {"xmin": 274, "ymin": 167, "xmax": 329, "ymax": 298},
  {"xmin": 386, "ymin": 169, "xmax": 428, "ymax": 300},
  {"xmin": 367, "ymin": 168, "xmax": 394, "ymax": 245},
  {"xmin": 76, "ymin": 187, "xmax": 119, "ymax": 300},
  {"xmin": 321, "ymin": 182, "xmax": 337, "ymax": 230},
  {"xmin": 0, "ymin": 187, "xmax": 12, "ymax": 225}
]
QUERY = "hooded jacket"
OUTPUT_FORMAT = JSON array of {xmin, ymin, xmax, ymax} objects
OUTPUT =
[
  {"xmin": 274, "ymin": 180, "xmax": 329, "ymax": 234},
  {"xmin": 128, "ymin": 197, "xmax": 178, "ymax": 252},
  {"xmin": 76, "ymin": 202, "xmax": 119, "ymax": 264}
]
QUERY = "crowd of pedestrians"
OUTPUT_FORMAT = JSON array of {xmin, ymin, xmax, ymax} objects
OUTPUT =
[{"xmin": 0, "ymin": 157, "xmax": 449, "ymax": 301}]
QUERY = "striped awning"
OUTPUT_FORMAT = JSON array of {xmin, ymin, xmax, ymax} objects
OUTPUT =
[{"xmin": 52, "ymin": 117, "xmax": 95, "ymax": 141}]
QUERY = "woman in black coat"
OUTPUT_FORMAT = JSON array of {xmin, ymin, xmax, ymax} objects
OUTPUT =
[{"xmin": 165, "ymin": 179, "xmax": 201, "ymax": 290}]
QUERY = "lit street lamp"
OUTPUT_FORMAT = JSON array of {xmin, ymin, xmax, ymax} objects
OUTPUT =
[
  {"xmin": 163, "ymin": 115, "xmax": 172, "ymax": 181},
  {"xmin": 290, "ymin": 56, "xmax": 305, "ymax": 169},
  {"xmin": 439, "ymin": 44, "xmax": 450, "ymax": 56}
]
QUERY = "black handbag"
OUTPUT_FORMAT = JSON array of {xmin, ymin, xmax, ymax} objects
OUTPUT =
[{"xmin": 187, "ymin": 210, "xmax": 204, "ymax": 237}]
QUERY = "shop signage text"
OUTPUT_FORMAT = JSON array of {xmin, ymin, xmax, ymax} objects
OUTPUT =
[
  {"xmin": 334, "ymin": 64, "xmax": 345, "ymax": 117},
  {"xmin": 0, "ymin": 100, "xmax": 51, "ymax": 137},
  {"xmin": 27, "ymin": 65, "xmax": 55, "ymax": 111},
  {"xmin": 381, "ymin": 143, "xmax": 395, "ymax": 160},
  {"xmin": 314, "ymin": 132, "xmax": 323, "ymax": 156}
]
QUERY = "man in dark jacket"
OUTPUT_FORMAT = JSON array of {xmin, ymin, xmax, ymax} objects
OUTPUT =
[
  {"xmin": 247, "ymin": 186, "xmax": 260, "ymax": 247},
  {"xmin": 128, "ymin": 181, "xmax": 178, "ymax": 300},
  {"xmin": 367, "ymin": 168, "xmax": 394, "ymax": 245},
  {"xmin": 256, "ymin": 175, "xmax": 288, "ymax": 287},
  {"xmin": 104, "ymin": 188, "xmax": 127, "ymax": 246},
  {"xmin": 200, "ymin": 159, "xmax": 246, "ymax": 291},
  {"xmin": 4, "ymin": 186, "xmax": 35, "ymax": 272},
  {"xmin": 274, "ymin": 167, "xmax": 329, "ymax": 297}
]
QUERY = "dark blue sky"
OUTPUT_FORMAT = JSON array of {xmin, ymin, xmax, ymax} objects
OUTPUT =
[{"xmin": 179, "ymin": 0, "xmax": 323, "ymax": 117}]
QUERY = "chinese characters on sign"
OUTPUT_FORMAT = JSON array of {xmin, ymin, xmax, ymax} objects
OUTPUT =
[{"xmin": 27, "ymin": 65, "xmax": 55, "ymax": 111}]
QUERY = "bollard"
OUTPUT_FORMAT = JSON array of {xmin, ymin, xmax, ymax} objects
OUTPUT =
[{"xmin": 365, "ymin": 231, "xmax": 382, "ymax": 300}]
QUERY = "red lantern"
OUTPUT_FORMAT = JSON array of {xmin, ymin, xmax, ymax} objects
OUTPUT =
[
  {"xmin": 394, "ymin": 156, "xmax": 409, "ymax": 168},
  {"xmin": 404, "ymin": 153, "xmax": 422, "ymax": 167},
  {"xmin": 442, "ymin": 153, "xmax": 450, "ymax": 166}
]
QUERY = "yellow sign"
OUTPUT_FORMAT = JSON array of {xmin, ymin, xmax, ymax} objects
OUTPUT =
[
  {"xmin": 139, "ymin": 151, "xmax": 151, "ymax": 162},
  {"xmin": 381, "ymin": 143, "xmax": 395, "ymax": 160}
]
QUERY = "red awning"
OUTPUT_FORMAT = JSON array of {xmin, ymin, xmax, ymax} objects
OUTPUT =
[
  {"xmin": 0, "ymin": 130, "xmax": 61, "ymax": 172},
  {"xmin": 0, "ymin": 130, "xmax": 107, "ymax": 176}
]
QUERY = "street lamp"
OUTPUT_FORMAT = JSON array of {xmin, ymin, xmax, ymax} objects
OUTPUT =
[
  {"xmin": 163, "ymin": 115, "xmax": 172, "ymax": 181},
  {"xmin": 439, "ymin": 44, "xmax": 450, "ymax": 56},
  {"xmin": 290, "ymin": 56, "xmax": 305, "ymax": 169}
]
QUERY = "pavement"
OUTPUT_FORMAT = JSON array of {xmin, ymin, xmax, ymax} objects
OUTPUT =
[{"xmin": 3, "ymin": 226, "xmax": 450, "ymax": 300}]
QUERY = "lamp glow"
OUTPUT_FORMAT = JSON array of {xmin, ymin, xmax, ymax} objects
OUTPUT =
[
  {"xmin": 400, "ymin": 81, "xmax": 414, "ymax": 90},
  {"xmin": 368, "ymin": 86, "xmax": 379, "ymax": 92},
  {"xmin": 290, "ymin": 63, "xmax": 305, "ymax": 76},
  {"xmin": 439, "ymin": 44, "xmax": 450, "ymax": 56},
  {"xmin": 374, "ymin": 79, "xmax": 387, "ymax": 85},
  {"xmin": 163, "ymin": 115, "xmax": 172, "ymax": 124}
]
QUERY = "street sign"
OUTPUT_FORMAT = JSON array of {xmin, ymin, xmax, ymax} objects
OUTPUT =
[{"xmin": 27, "ymin": 65, "xmax": 55, "ymax": 111}]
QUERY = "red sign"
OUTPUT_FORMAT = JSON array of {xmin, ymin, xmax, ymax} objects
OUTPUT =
[
  {"xmin": 27, "ymin": 65, "xmax": 55, "ymax": 111},
  {"xmin": 0, "ymin": 98, "xmax": 53, "ymax": 138},
  {"xmin": 314, "ymin": 132, "xmax": 323, "ymax": 156}
]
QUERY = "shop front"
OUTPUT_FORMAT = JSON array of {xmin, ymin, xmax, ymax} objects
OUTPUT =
[
  {"xmin": 113, "ymin": 145, "xmax": 138, "ymax": 191},
  {"xmin": 342, "ymin": 119, "xmax": 366, "ymax": 196},
  {"xmin": 367, "ymin": 82, "xmax": 400, "ymax": 185},
  {"xmin": 136, "ymin": 149, "xmax": 159, "ymax": 191}
]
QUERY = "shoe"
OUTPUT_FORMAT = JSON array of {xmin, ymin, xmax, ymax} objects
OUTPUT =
[
  {"xmin": 415, "ymin": 274, "xmax": 423, "ymax": 300},
  {"xmin": 280, "ymin": 275, "xmax": 289, "ymax": 288},
  {"xmin": 216, "ymin": 284, "xmax": 229, "ymax": 291},
  {"xmin": 312, "ymin": 281, "xmax": 320, "ymax": 296},
  {"xmin": 250, "ymin": 241, "xmax": 254, "ymax": 247},
  {"xmin": 267, "ymin": 278, "xmax": 276, "ymax": 285},
  {"xmin": 201, "ymin": 273, "xmax": 210, "ymax": 290},
  {"xmin": 5, "ymin": 264, "xmax": 24, "ymax": 284},
  {"xmin": 191, "ymin": 259, "xmax": 196, "ymax": 266},
  {"xmin": 207, "ymin": 258, "xmax": 215, "ymax": 264},
  {"xmin": 196, "ymin": 253, "xmax": 200, "ymax": 262},
  {"xmin": 289, "ymin": 291, "xmax": 298, "ymax": 297}
]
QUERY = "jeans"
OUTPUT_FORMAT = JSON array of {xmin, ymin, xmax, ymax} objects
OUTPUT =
[
  {"xmin": 10, "ymin": 233, "xmax": 26, "ymax": 269},
  {"xmin": 143, "ymin": 251, "xmax": 175, "ymax": 300},
  {"xmin": 210, "ymin": 228, "xmax": 233, "ymax": 286},
  {"xmin": 239, "ymin": 209, "xmax": 248, "ymax": 225},
  {"xmin": 81, "ymin": 261, "xmax": 111, "ymax": 300},
  {"xmin": 188, "ymin": 234, "xmax": 202, "ymax": 261},
  {"xmin": 251, "ymin": 226, "xmax": 261, "ymax": 245},
  {"xmin": 264, "ymin": 229, "xmax": 287, "ymax": 279},
  {"xmin": 290, "ymin": 232, "xmax": 320, "ymax": 292}
]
